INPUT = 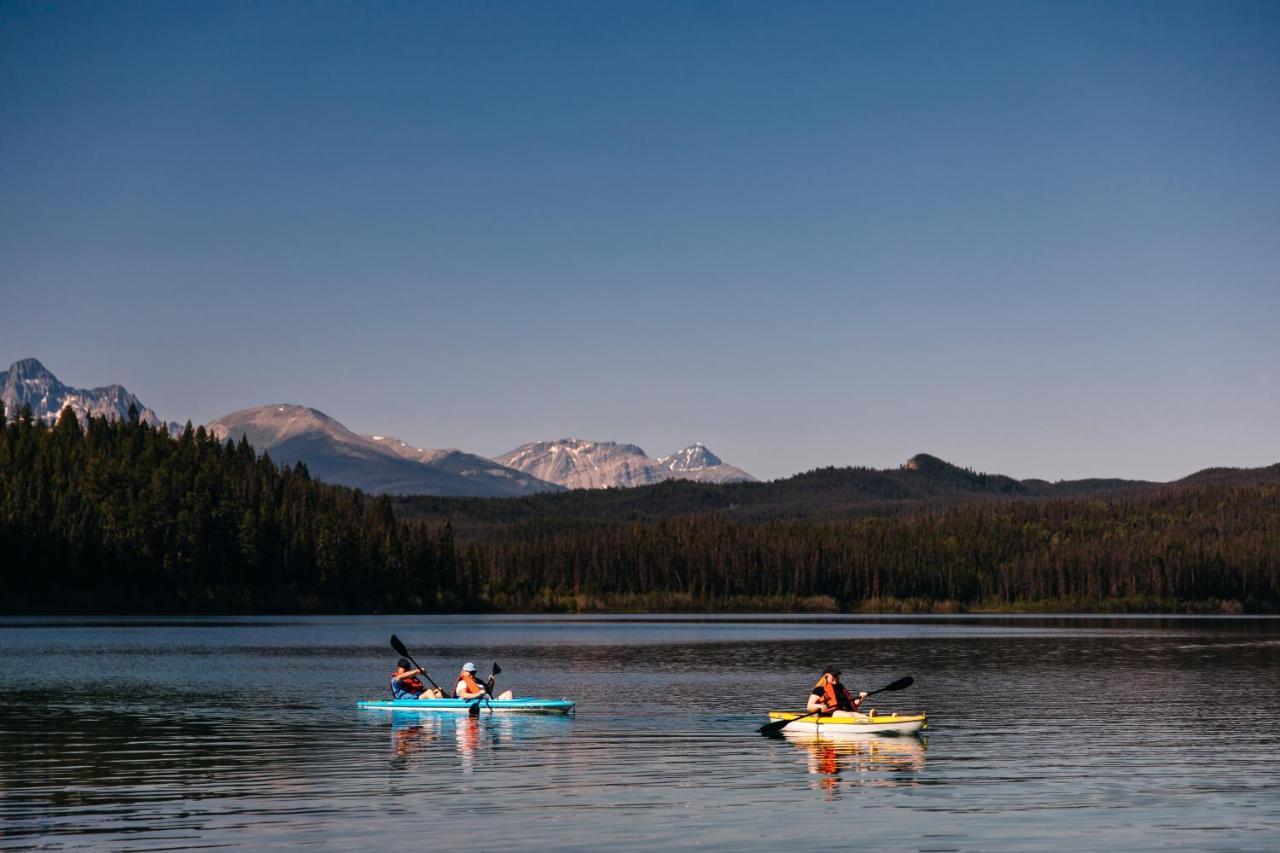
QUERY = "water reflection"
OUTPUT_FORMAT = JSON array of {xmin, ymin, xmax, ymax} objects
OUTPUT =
[
  {"xmin": 2, "ymin": 615, "xmax": 1277, "ymax": 850},
  {"xmin": 388, "ymin": 712, "xmax": 444, "ymax": 767},
  {"xmin": 781, "ymin": 731, "xmax": 927, "ymax": 795},
  {"xmin": 382, "ymin": 710, "xmax": 574, "ymax": 772}
]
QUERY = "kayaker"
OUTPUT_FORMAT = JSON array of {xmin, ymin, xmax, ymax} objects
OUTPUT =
[
  {"xmin": 455, "ymin": 662, "xmax": 515, "ymax": 701},
  {"xmin": 807, "ymin": 667, "xmax": 869, "ymax": 717},
  {"xmin": 391, "ymin": 658, "xmax": 444, "ymax": 700}
]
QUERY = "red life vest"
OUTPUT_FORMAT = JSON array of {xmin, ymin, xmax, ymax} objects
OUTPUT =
[{"xmin": 392, "ymin": 672, "xmax": 425, "ymax": 695}]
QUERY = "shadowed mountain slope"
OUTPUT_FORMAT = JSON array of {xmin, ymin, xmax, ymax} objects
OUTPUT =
[
  {"xmin": 207, "ymin": 405, "xmax": 561, "ymax": 497},
  {"xmin": 389, "ymin": 452, "xmax": 1265, "ymax": 531}
]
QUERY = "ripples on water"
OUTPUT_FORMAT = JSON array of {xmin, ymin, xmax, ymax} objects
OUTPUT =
[{"xmin": 1, "ymin": 615, "xmax": 1278, "ymax": 850}]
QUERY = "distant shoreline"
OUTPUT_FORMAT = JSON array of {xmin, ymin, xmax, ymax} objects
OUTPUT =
[{"xmin": 3, "ymin": 596, "xmax": 1272, "ymax": 617}]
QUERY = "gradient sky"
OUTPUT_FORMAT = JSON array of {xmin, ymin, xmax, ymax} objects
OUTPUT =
[{"xmin": 2, "ymin": 1, "xmax": 1277, "ymax": 482}]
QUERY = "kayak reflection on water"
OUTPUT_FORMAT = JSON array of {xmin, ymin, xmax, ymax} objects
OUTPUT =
[
  {"xmin": 783, "ymin": 732, "xmax": 926, "ymax": 794},
  {"xmin": 384, "ymin": 710, "xmax": 573, "ymax": 771}
]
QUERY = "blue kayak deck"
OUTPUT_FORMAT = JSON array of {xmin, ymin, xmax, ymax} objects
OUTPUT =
[{"xmin": 358, "ymin": 698, "xmax": 575, "ymax": 714}]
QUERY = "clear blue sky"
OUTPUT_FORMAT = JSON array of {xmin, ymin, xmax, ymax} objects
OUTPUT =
[{"xmin": 3, "ymin": 1, "xmax": 1277, "ymax": 481}]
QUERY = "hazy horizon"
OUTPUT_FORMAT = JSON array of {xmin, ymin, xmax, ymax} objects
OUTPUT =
[{"xmin": 3, "ymin": 1, "xmax": 1277, "ymax": 482}]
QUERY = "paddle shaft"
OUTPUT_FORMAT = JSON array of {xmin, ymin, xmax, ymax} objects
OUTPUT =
[{"xmin": 389, "ymin": 635, "xmax": 443, "ymax": 692}]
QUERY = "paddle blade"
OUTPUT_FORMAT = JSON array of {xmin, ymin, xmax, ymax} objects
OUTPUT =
[
  {"xmin": 758, "ymin": 710, "xmax": 819, "ymax": 736},
  {"xmin": 468, "ymin": 701, "xmax": 481, "ymax": 718},
  {"xmin": 492, "ymin": 662, "xmax": 501, "ymax": 676},
  {"xmin": 758, "ymin": 717, "xmax": 794, "ymax": 736},
  {"xmin": 390, "ymin": 635, "xmax": 409, "ymax": 657},
  {"xmin": 871, "ymin": 675, "xmax": 914, "ymax": 695}
]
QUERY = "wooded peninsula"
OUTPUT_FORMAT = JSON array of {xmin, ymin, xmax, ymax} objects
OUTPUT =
[{"xmin": 2, "ymin": 402, "xmax": 1277, "ymax": 614}]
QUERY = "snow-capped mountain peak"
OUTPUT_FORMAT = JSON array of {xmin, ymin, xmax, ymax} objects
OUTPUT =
[
  {"xmin": 658, "ymin": 443, "xmax": 724, "ymax": 472},
  {"xmin": 495, "ymin": 439, "xmax": 755, "ymax": 489},
  {"xmin": 0, "ymin": 357, "xmax": 164, "ymax": 427}
]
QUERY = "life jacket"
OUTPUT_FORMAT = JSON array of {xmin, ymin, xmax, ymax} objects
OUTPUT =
[
  {"xmin": 814, "ymin": 677, "xmax": 856, "ymax": 715},
  {"xmin": 391, "ymin": 672, "xmax": 425, "ymax": 696},
  {"xmin": 456, "ymin": 670, "xmax": 484, "ymax": 697}
]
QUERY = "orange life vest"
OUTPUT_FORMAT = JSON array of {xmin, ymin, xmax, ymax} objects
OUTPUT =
[
  {"xmin": 456, "ymin": 670, "xmax": 484, "ymax": 696},
  {"xmin": 814, "ymin": 676, "xmax": 856, "ymax": 714}
]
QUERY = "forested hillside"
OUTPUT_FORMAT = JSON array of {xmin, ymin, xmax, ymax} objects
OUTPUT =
[
  {"xmin": 3, "ymin": 403, "xmax": 1278, "ymax": 613},
  {"xmin": 0, "ymin": 403, "xmax": 460, "ymax": 612},
  {"xmin": 390, "ymin": 452, "xmax": 1157, "ymax": 530}
]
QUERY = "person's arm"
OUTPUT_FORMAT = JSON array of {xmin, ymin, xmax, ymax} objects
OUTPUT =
[{"xmin": 392, "ymin": 669, "xmax": 422, "ymax": 685}]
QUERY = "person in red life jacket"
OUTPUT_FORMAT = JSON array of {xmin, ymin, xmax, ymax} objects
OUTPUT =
[
  {"xmin": 454, "ymin": 662, "xmax": 515, "ymax": 700},
  {"xmin": 391, "ymin": 658, "xmax": 443, "ymax": 700},
  {"xmin": 806, "ymin": 666, "xmax": 869, "ymax": 717}
]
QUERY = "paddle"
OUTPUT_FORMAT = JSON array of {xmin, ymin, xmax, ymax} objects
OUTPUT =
[
  {"xmin": 468, "ymin": 662, "xmax": 502, "ymax": 717},
  {"xmin": 487, "ymin": 662, "xmax": 502, "ymax": 695},
  {"xmin": 758, "ymin": 675, "xmax": 915, "ymax": 735},
  {"xmin": 389, "ymin": 634, "xmax": 443, "ymax": 693}
]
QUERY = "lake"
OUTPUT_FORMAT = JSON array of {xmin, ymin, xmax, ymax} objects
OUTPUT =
[{"xmin": 1, "ymin": 614, "xmax": 1277, "ymax": 850}]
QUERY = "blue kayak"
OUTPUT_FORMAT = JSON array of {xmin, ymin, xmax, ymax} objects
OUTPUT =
[{"xmin": 358, "ymin": 697, "xmax": 575, "ymax": 714}]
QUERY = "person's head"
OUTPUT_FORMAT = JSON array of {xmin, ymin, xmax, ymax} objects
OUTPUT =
[
  {"xmin": 462, "ymin": 662, "xmax": 478, "ymax": 674},
  {"xmin": 822, "ymin": 666, "xmax": 841, "ymax": 684},
  {"xmin": 396, "ymin": 657, "xmax": 412, "ymax": 674}
]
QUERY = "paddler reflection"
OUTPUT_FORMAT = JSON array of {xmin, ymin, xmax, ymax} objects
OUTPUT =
[
  {"xmin": 386, "ymin": 708, "xmax": 569, "ymax": 771},
  {"xmin": 454, "ymin": 713, "xmax": 528, "ymax": 772},
  {"xmin": 389, "ymin": 712, "xmax": 444, "ymax": 768},
  {"xmin": 785, "ymin": 731, "xmax": 926, "ymax": 792}
]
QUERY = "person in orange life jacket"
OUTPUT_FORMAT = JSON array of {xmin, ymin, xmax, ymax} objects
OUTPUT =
[
  {"xmin": 454, "ymin": 662, "xmax": 515, "ymax": 701},
  {"xmin": 391, "ymin": 658, "xmax": 444, "ymax": 700},
  {"xmin": 806, "ymin": 666, "xmax": 870, "ymax": 717}
]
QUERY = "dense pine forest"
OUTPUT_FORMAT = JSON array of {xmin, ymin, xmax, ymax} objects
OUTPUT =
[{"xmin": 2, "ymin": 402, "xmax": 1278, "ymax": 613}]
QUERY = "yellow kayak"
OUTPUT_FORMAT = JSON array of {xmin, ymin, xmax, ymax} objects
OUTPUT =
[{"xmin": 766, "ymin": 710, "xmax": 927, "ymax": 736}]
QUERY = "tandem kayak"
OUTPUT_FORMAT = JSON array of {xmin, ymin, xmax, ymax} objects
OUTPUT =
[
  {"xmin": 766, "ymin": 711, "xmax": 926, "ymax": 736},
  {"xmin": 358, "ymin": 698, "xmax": 575, "ymax": 715}
]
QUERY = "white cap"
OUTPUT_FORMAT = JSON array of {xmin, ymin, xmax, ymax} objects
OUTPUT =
[{"xmin": 462, "ymin": 662, "xmax": 477, "ymax": 673}]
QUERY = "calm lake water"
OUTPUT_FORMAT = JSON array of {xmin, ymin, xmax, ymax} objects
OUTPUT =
[{"xmin": 1, "ymin": 614, "xmax": 1278, "ymax": 850}]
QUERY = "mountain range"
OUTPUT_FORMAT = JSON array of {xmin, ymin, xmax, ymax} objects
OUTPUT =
[
  {"xmin": 494, "ymin": 439, "xmax": 755, "ymax": 489},
  {"xmin": 1, "ymin": 358, "xmax": 166, "ymax": 429},
  {"xmin": 18, "ymin": 357, "xmax": 1265, "ymax": 510},
  {"xmin": 397, "ymin": 451, "xmax": 1257, "ymax": 530},
  {"xmin": 4, "ymin": 357, "xmax": 757, "ymax": 497},
  {"xmin": 206, "ymin": 405, "xmax": 562, "ymax": 498}
]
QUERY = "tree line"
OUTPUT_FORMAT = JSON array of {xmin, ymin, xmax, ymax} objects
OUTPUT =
[
  {"xmin": 0, "ymin": 403, "xmax": 463, "ymax": 612},
  {"xmin": 2, "ymin": 402, "xmax": 1277, "ymax": 613}
]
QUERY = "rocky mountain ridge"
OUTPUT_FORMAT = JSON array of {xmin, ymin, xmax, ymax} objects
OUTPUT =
[
  {"xmin": 0, "ymin": 358, "xmax": 165, "ymax": 428},
  {"xmin": 207, "ymin": 404, "xmax": 562, "ymax": 498},
  {"xmin": 494, "ymin": 438, "xmax": 756, "ymax": 489}
]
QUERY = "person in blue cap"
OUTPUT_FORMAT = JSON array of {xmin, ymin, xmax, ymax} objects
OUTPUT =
[{"xmin": 454, "ymin": 662, "xmax": 515, "ymax": 700}]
